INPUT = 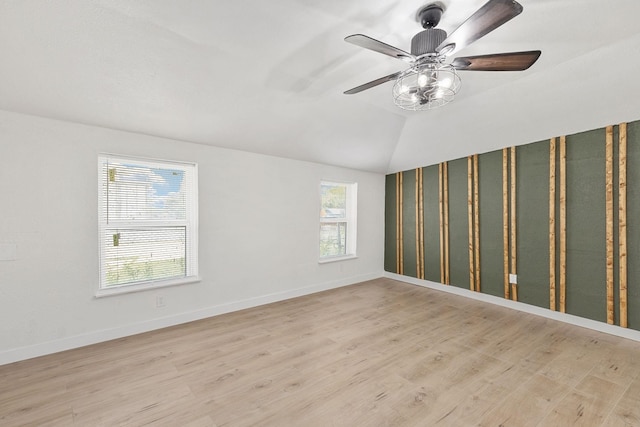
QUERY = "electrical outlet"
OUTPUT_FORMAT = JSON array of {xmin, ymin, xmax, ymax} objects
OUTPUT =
[
  {"xmin": 509, "ymin": 274, "xmax": 518, "ymax": 284},
  {"xmin": 155, "ymin": 295, "xmax": 166, "ymax": 308}
]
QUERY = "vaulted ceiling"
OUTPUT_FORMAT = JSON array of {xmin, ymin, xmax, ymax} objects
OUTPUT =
[{"xmin": 2, "ymin": 0, "xmax": 640, "ymax": 173}]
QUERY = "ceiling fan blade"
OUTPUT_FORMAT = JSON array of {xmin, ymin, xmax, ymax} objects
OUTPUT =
[
  {"xmin": 344, "ymin": 71, "xmax": 404, "ymax": 95},
  {"xmin": 452, "ymin": 50, "xmax": 541, "ymax": 71},
  {"xmin": 345, "ymin": 34, "xmax": 416, "ymax": 62},
  {"xmin": 436, "ymin": 0, "xmax": 523, "ymax": 57}
]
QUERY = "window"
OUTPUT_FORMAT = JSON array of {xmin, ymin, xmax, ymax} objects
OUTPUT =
[
  {"xmin": 319, "ymin": 181, "xmax": 357, "ymax": 261},
  {"xmin": 97, "ymin": 155, "xmax": 198, "ymax": 295}
]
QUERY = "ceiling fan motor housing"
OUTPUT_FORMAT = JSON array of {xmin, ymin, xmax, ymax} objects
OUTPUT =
[{"xmin": 411, "ymin": 28, "xmax": 447, "ymax": 56}]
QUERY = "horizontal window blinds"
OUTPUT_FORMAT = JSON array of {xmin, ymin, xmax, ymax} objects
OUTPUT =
[
  {"xmin": 319, "ymin": 181, "xmax": 357, "ymax": 259},
  {"xmin": 99, "ymin": 156, "xmax": 198, "ymax": 289},
  {"xmin": 103, "ymin": 227, "xmax": 186, "ymax": 286}
]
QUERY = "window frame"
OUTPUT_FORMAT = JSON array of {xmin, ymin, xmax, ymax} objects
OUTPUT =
[
  {"xmin": 318, "ymin": 180, "xmax": 358, "ymax": 263},
  {"xmin": 96, "ymin": 154, "xmax": 199, "ymax": 297}
]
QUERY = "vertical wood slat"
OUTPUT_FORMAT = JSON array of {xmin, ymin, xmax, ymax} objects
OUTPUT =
[
  {"xmin": 550, "ymin": 138, "xmax": 557, "ymax": 311},
  {"xmin": 439, "ymin": 164, "xmax": 445, "ymax": 283},
  {"xmin": 415, "ymin": 168, "xmax": 420, "ymax": 279},
  {"xmin": 397, "ymin": 171, "xmax": 404, "ymax": 275},
  {"xmin": 559, "ymin": 136, "xmax": 567, "ymax": 313},
  {"xmin": 444, "ymin": 162, "xmax": 450, "ymax": 285},
  {"xmin": 396, "ymin": 172, "xmax": 400, "ymax": 274},
  {"xmin": 474, "ymin": 154, "xmax": 480, "ymax": 293},
  {"xmin": 416, "ymin": 168, "xmax": 425, "ymax": 280},
  {"xmin": 421, "ymin": 169, "xmax": 425, "ymax": 279},
  {"xmin": 510, "ymin": 146, "xmax": 517, "ymax": 301},
  {"xmin": 468, "ymin": 157, "xmax": 475, "ymax": 290},
  {"xmin": 619, "ymin": 123, "xmax": 628, "ymax": 328},
  {"xmin": 605, "ymin": 126, "xmax": 615, "ymax": 325},
  {"xmin": 400, "ymin": 172, "xmax": 404, "ymax": 275},
  {"xmin": 503, "ymin": 148, "xmax": 510, "ymax": 299},
  {"xmin": 420, "ymin": 168, "xmax": 426, "ymax": 279}
]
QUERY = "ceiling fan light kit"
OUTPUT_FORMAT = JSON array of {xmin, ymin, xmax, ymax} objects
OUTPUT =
[
  {"xmin": 392, "ymin": 62, "xmax": 461, "ymax": 110},
  {"xmin": 344, "ymin": 0, "xmax": 541, "ymax": 111}
]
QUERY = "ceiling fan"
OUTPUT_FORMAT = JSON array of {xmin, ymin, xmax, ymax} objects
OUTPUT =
[{"xmin": 343, "ymin": 0, "xmax": 541, "ymax": 110}]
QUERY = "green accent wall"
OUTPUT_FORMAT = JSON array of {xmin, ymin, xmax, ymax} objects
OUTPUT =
[
  {"xmin": 517, "ymin": 141, "xmax": 551, "ymax": 310},
  {"xmin": 625, "ymin": 121, "xmax": 640, "ymax": 329},
  {"xmin": 424, "ymin": 165, "xmax": 441, "ymax": 282},
  {"xmin": 478, "ymin": 150, "xmax": 505, "ymax": 298},
  {"xmin": 447, "ymin": 158, "xmax": 471, "ymax": 289},
  {"xmin": 384, "ymin": 174, "xmax": 397, "ymax": 274},
  {"xmin": 565, "ymin": 128, "xmax": 607, "ymax": 323},
  {"xmin": 402, "ymin": 169, "xmax": 418, "ymax": 278},
  {"xmin": 384, "ymin": 119, "xmax": 640, "ymax": 333}
]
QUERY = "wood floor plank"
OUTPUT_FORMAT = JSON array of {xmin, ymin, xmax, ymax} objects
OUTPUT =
[
  {"xmin": 541, "ymin": 375, "xmax": 626, "ymax": 426},
  {"xmin": 538, "ymin": 342, "xmax": 605, "ymax": 388},
  {"xmin": 1, "ymin": 278, "xmax": 640, "ymax": 426},
  {"xmin": 588, "ymin": 346, "xmax": 640, "ymax": 388},
  {"xmin": 479, "ymin": 374, "xmax": 569, "ymax": 427},
  {"xmin": 603, "ymin": 375, "xmax": 640, "ymax": 426}
]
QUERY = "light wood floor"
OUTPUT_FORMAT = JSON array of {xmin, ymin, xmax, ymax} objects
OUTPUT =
[{"xmin": 2, "ymin": 278, "xmax": 640, "ymax": 426}]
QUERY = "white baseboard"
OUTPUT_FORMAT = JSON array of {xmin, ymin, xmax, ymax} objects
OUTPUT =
[
  {"xmin": 0, "ymin": 272, "xmax": 382, "ymax": 366},
  {"xmin": 385, "ymin": 272, "xmax": 640, "ymax": 342}
]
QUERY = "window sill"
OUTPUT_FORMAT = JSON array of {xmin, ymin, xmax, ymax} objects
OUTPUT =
[
  {"xmin": 95, "ymin": 276, "xmax": 201, "ymax": 298},
  {"xmin": 318, "ymin": 255, "xmax": 358, "ymax": 264}
]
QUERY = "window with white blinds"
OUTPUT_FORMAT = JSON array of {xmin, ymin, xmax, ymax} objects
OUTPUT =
[
  {"xmin": 98, "ymin": 155, "xmax": 198, "ymax": 295},
  {"xmin": 319, "ymin": 181, "xmax": 357, "ymax": 261}
]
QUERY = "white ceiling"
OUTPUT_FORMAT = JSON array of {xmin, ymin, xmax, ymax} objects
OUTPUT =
[{"xmin": 2, "ymin": 0, "xmax": 640, "ymax": 173}]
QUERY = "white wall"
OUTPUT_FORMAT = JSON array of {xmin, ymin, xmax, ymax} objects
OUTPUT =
[{"xmin": 0, "ymin": 110, "xmax": 385, "ymax": 365}]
